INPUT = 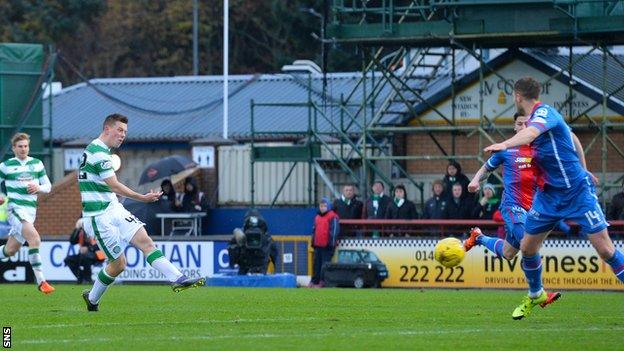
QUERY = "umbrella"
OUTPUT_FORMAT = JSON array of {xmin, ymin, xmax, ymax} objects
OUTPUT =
[{"xmin": 139, "ymin": 155, "xmax": 197, "ymax": 185}]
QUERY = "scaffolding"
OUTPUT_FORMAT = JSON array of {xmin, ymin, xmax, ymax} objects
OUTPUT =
[{"xmin": 250, "ymin": 1, "xmax": 624, "ymax": 208}]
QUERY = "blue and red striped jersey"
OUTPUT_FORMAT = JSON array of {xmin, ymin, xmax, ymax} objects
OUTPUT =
[{"xmin": 485, "ymin": 144, "xmax": 535, "ymax": 210}]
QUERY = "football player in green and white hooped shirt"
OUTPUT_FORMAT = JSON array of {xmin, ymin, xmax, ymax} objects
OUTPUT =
[
  {"xmin": 80, "ymin": 113, "xmax": 205, "ymax": 312},
  {"xmin": 0, "ymin": 133, "xmax": 55, "ymax": 294}
]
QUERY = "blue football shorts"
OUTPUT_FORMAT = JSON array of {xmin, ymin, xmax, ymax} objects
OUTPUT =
[{"xmin": 525, "ymin": 177, "xmax": 608, "ymax": 236}]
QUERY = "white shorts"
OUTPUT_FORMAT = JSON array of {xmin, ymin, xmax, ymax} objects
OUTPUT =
[
  {"xmin": 7, "ymin": 207, "xmax": 36, "ymax": 245},
  {"xmin": 83, "ymin": 202, "xmax": 144, "ymax": 261}
]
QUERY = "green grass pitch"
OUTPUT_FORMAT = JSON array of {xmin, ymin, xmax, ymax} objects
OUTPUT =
[{"xmin": 1, "ymin": 284, "xmax": 622, "ymax": 350}]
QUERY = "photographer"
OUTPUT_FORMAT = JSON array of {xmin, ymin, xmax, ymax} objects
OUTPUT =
[
  {"xmin": 64, "ymin": 219, "xmax": 105, "ymax": 284},
  {"xmin": 227, "ymin": 209, "xmax": 278, "ymax": 274}
]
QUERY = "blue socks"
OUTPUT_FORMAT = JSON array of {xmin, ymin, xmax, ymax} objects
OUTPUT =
[
  {"xmin": 521, "ymin": 254, "xmax": 543, "ymax": 297},
  {"xmin": 606, "ymin": 250, "xmax": 624, "ymax": 283},
  {"xmin": 479, "ymin": 235, "xmax": 505, "ymax": 258}
]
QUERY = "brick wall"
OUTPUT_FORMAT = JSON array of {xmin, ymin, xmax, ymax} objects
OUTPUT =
[
  {"xmin": 406, "ymin": 130, "xmax": 624, "ymax": 175},
  {"xmin": 406, "ymin": 132, "xmax": 487, "ymax": 174},
  {"xmin": 198, "ymin": 168, "xmax": 218, "ymax": 207},
  {"xmin": 35, "ymin": 171, "xmax": 82, "ymax": 236}
]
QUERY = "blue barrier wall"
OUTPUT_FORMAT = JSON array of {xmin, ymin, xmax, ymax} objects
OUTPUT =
[{"xmin": 204, "ymin": 208, "xmax": 317, "ymax": 235}]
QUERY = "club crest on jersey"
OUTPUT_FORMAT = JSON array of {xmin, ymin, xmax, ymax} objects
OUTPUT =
[{"xmin": 534, "ymin": 107, "xmax": 548, "ymax": 117}]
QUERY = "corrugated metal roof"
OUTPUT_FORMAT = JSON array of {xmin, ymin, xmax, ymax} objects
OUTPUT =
[
  {"xmin": 46, "ymin": 49, "xmax": 621, "ymax": 142},
  {"xmin": 43, "ymin": 72, "xmax": 389, "ymax": 143},
  {"xmin": 525, "ymin": 50, "xmax": 624, "ymax": 105}
]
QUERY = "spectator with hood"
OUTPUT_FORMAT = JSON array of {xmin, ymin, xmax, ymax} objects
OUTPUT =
[
  {"xmin": 159, "ymin": 179, "xmax": 177, "ymax": 211},
  {"xmin": 310, "ymin": 197, "xmax": 339, "ymax": 288},
  {"xmin": 175, "ymin": 177, "xmax": 208, "ymax": 212},
  {"xmin": 160, "ymin": 179, "xmax": 177, "ymax": 203},
  {"xmin": 472, "ymin": 183, "xmax": 500, "ymax": 219},
  {"xmin": 442, "ymin": 160, "xmax": 471, "ymax": 202}
]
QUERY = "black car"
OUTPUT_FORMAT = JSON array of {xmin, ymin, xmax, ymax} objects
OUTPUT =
[{"xmin": 322, "ymin": 249, "xmax": 388, "ymax": 288}]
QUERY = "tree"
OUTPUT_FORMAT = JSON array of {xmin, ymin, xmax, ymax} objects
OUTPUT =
[{"xmin": 0, "ymin": 0, "xmax": 360, "ymax": 85}]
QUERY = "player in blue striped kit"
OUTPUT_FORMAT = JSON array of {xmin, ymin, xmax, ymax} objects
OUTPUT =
[{"xmin": 485, "ymin": 77, "xmax": 624, "ymax": 320}]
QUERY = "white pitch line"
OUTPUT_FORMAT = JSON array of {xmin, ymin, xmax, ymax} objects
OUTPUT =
[
  {"xmin": 20, "ymin": 316, "xmax": 329, "ymax": 330},
  {"xmin": 18, "ymin": 326, "xmax": 624, "ymax": 345},
  {"xmin": 18, "ymin": 313, "xmax": 624, "ymax": 330}
]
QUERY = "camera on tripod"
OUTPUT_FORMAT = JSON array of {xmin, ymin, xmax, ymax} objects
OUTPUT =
[{"xmin": 227, "ymin": 209, "xmax": 278, "ymax": 274}]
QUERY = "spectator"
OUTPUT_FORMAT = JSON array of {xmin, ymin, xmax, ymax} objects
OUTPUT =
[
  {"xmin": 608, "ymin": 179, "xmax": 624, "ymax": 220},
  {"xmin": 363, "ymin": 181, "xmax": 391, "ymax": 219},
  {"xmin": 333, "ymin": 184, "xmax": 363, "ymax": 220},
  {"xmin": 423, "ymin": 180, "xmax": 448, "ymax": 219},
  {"xmin": 472, "ymin": 183, "xmax": 500, "ymax": 219},
  {"xmin": 442, "ymin": 160, "xmax": 471, "ymax": 201},
  {"xmin": 64, "ymin": 219, "xmax": 105, "ymax": 284},
  {"xmin": 159, "ymin": 179, "xmax": 177, "ymax": 212},
  {"xmin": 310, "ymin": 197, "xmax": 339, "ymax": 288},
  {"xmin": 175, "ymin": 177, "xmax": 208, "ymax": 212},
  {"xmin": 443, "ymin": 183, "xmax": 473, "ymax": 219},
  {"xmin": 160, "ymin": 179, "xmax": 177, "ymax": 202},
  {"xmin": 386, "ymin": 184, "xmax": 418, "ymax": 220}
]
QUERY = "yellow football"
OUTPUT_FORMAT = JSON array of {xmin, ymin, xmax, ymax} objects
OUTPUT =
[{"xmin": 434, "ymin": 237, "xmax": 465, "ymax": 268}]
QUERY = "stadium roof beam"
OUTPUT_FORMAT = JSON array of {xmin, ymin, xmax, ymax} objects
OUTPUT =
[{"xmin": 328, "ymin": 0, "xmax": 624, "ymax": 47}]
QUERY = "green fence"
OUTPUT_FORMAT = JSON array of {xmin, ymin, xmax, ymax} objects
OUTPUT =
[{"xmin": 0, "ymin": 43, "xmax": 45, "ymax": 159}]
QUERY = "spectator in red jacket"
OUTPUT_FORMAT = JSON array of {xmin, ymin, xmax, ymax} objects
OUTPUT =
[{"xmin": 310, "ymin": 197, "xmax": 340, "ymax": 288}]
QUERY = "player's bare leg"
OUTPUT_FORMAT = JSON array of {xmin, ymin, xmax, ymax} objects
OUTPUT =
[
  {"xmin": 588, "ymin": 229, "xmax": 624, "ymax": 283},
  {"xmin": 0, "ymin": 236, "xmax": 21, "ymax": 262}
]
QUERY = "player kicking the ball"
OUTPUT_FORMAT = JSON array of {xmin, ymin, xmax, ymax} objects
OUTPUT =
[
  {"xmin": 80, "ymin": 114, "xmax": 205, "ymax": 312},
  {"xmin": 484, "ymin": 77, "xmax": 624, "ymax": 320},
  {"xmin": 0, "ymin": 133, "xmax": 54, "ymax": 294}
]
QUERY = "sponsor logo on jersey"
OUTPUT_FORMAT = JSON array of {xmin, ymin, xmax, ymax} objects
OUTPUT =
[
  {"xmin": 515, "ymin": 157, "xmax": 532, "ymax": 163},
  {"xmin": 17, "ymin": 173, "xmax": 34, "ymax": 182}
]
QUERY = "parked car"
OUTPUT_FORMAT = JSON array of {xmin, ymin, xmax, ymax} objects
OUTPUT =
[{"xmin": 322, "ymin": 249, "xmax": 388, "ymax": 288}]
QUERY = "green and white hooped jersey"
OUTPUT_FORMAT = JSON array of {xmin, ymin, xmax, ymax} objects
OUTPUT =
[
  {"xmin": 0, "ymin": 157, "xmax": 50, "ymax": 222},
  {"xmin": 79, "ymin": 139, "xmax": 118, "ymax": 217}
]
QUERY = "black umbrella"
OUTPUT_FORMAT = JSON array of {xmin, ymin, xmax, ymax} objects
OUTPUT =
[{"xmin": 139, "ymin": 155, "xmax": 197, "ymax": 185}]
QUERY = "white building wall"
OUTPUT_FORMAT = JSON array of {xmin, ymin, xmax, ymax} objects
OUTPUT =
[{"xmin": 218, "ymin": 144, "xmax": 311, "ymax": 205}]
